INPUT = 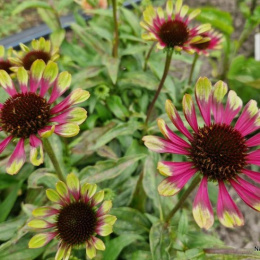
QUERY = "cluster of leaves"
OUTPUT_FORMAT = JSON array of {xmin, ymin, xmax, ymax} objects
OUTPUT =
[{"xmin": 0, "ymin": 0, "xmax": 260, "ymax": 259}]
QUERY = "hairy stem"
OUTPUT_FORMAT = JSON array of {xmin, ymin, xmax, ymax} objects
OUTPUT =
[
  {"xmin": 165, "ymin": 175, "xmax": 201, "ymax": 223},
  {"xmin": 143, "ymin": 42, "xmax": 156, "ymax": 71},
  {"xmin": 188, "ymin": 53, "xmax": 199, "ymax": 85},
  {"xmin": 145, "ymin": 49, "xmax": 173, "ymax": 125},
  {"xmin": 112, "ymin": 0, "xmax": 119, "ymax": 58},
  {"xmin": 43, "ymin": 138, "xmax": 65, "ymax": 182}
]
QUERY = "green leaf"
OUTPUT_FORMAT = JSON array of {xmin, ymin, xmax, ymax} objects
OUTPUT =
[
  {"xmin": 0, "ymin": 174, "xmax": 19, "ymax": 190},
  {"xmin": 120, "ymin": 7, "xmax": 140, "ymax": 36},
  {"xmin": 80, "ymin": 154, "xmax": 146, "ymax": 183},
  {"xmin": 177, "ymin": 210, "xmax": 188, "ymax": 237},
  {"xmin": 13, "ymin": 1, "xmax": 53, "ymax": 15},
  {"xmin": 102, "ymin": 55, "xmax": 120, "ymax": 84},
  {"xmin": 196, "ymin": 7, "xmax": 234, "ymax": 35},
  {"xmin": 103, "ymin": 234, "xmax": 144, "ymax": 260},
  {"xmin": 50, "ymin": 29, "xmax": 66, "ymax": 48},
  {"xmin": 107, "ymin": 95, "xmax": 130, "ymax": 120},
  {"xmin": 37, "ymin": 8, "xmax": 61, "ymax": 31},
  {"xmin": 111, "ymin": 207, "xmax": 151, "ymax": 235}
]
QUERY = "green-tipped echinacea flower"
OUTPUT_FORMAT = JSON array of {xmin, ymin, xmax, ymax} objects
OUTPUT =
[
  {"xmin": 0, "ymin": 45, "xmax": 14, "ymax": 75},
  {"xmin": 28, "ymin": 173, "xmax": 116, "ymax": 260},
  {"xmin": 0, "ymin": 59, "xmax": 89, "ymax": 175}
]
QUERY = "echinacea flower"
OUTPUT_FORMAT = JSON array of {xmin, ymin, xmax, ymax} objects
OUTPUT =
[
  {"xmin": 0, "ymin": 59, "xmax": 89, "ymax": 175},
  {"xmin": 10, "ymin": 37, "xmax": 59, "ymax": 71},
  {"xmin": 140, "ymin": 0, "xmax": 211, "ymax": 53},
  {"xmin": 143, "ymin": 77, "xmax": 260, "ymax": 229},
  {"xmin": 0, "ymin": 45, "xmax": 14, "ymax": 75},
  {"xmin": 28, "ymin": 173, "xmax": 116, "ymax": 259},
  {"xmin": 191, "ymin": 29, "xmax": 222, "ymax": 56}
]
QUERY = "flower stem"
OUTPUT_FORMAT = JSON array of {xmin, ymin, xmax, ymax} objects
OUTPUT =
[
  {"xmin": 145, "ymin": 49, "xmax": 173, "ymax": 125},
  {"xmin": 165, "ymin": 174, "xmax": 201, "ymax": 224},
  {"xmin": 143, "ymin": 42, "xmax": 156, "ymax": 71},
  {"xmin": 43, "ymin": 138, "xmax": 65, "ymax": 182},
  {"xmin": 112, "ymin": 0, "xmax": 119, "ymax": 58},
  {"xmin": 188, "ymin": 53, "xmax": 199, "ymax": 85}
]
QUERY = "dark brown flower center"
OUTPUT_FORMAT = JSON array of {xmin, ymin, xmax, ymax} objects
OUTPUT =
[
  {"xmin": 158, "ymin": 20, "xmax": 189, "ymax": 47},
  {"xmin": 57, "ymin": 202, "xmax": 97, "ymax": 245},
  {"xmin": 1, "ymin": 92, "xmax": 51, "ymax": 138},
  {"xmin": 0, "ymin": 60, "xmax": 12, "ymax": 74},
  {"xmin": 22, "ymin": 50, "xmax": 51, "ymax": 70},
  {"xmin": 190, "ymin": 123, "xmax": 248, "ymax": 181},
  {"xmin": 191, "ymin": 40, "xmax": 210, "ymax": 50}
]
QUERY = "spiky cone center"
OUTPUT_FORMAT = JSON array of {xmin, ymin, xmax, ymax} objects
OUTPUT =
[
  {"xmin": 57, "ymin": 201, "xmax": 97, "ymax": 246},
  {"xmin": 1, "ymin": 92, "xmax": 51, "ymax": 138},
  {"xmin": 190, "ymin": 123, "xmax": 248, "ymax": 181},
  {"xmin": 0, "ymin": 60, "xmax": 13, "ymax": 74},
  {"xmin": 22, "ymin": 50, "xmax": 51, "ymax": 70},
  {"xmin": 158, "ymin": 20, "xmax": 189, "ymax": 47}
]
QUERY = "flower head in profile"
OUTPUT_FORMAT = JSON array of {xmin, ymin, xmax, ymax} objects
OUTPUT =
[
  {"xmin": 143, "ymin": 77, "xmax": 260, "ymax": 229},
  {"xmin": 140, "ymin": 0, "xmax": 211, "ymax": 53},
  {"xmin": 191, "ymin": 29, "xmax": 222, "ymax": 56},
  {"xmin": 0, "ymin": 59, "xmax": 89, "ymax": 175},
  {"xmin": 0, "ymin": 45, "xmax": 14, "ymax": 75},
  {"xmin": 28, "ymin": 173, "xmax": 116, "ymax": 259},
  {"xmin": 10, "ymin": 37, "xmax": 59, "ymax": 71}
]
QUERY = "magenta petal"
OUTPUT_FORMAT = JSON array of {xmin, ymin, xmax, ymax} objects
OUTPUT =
[
  {"xmin": 230, "ymin": 178, "xmax": 260, "ymax": 211},
  {"xmin": 246, "ymin": 132, "xmax": 260, "ymax": 147},
  {"xmin": 50, "ymin": 96, "xmax": 71, "ymax": 114},
  {"xmin": 217, "ymin": 181, "xmax": 244, "ymax": 228},
  {"xmin": 39, "ymin": 78, "xmax": 51, "ymax": 97},
  {"xmin": 192, "ymin": 176, "xmax": 214, "ymax": 230},
  {"xmin": 158, "ymin": 161, "xmax": 195, "ymax": 176},
  {"xmin": 246, "ymin": 150, "xmax": 260, "ymax": 166},
  {"xmin": 0, "ymin": 136, "xmax": 13, "ymax": 153},
  {"xmin": 242, "ymin": 169, "xmax": 260, "ymax": 183},
  {"xmin": 236, "ymin": 176, "xmax": 260, "ymax": 196}
]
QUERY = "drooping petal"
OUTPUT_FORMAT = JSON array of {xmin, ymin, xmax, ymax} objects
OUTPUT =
[
  {"xmin": 142, "ymin": 135, "xmax": 190, "ymax": 155},
  {"xmin": 230, "ymin": 178, "xmax": 260, "ymax": 211},
  {"xmin": 17, "ymin": 67, "xmax": 28, "ymax": 93},
  {"xmin": 51, "ymin": 88, "xmax": 90, "ymax": 114},
  {"xmin": 224, "ymin": 90, "xmax": 242, "ymax": 125},
  {"xmin": 157, "ymin": 118, "xmax": 191, "ymax": 148},
  {"xmin": 211, "ymin": 81, "xmax": 227, "ymax": 124},
  {"xmin": 66, "ymin": 173, "xmax": 80, "ymax": 200},
  {"xmin": 98, "ymin": 215, "xmax": 117, "ymax": 226},
  {"xmin": 158, "ymin": 169, "xmax": 197, "ymax": 196},
  {"xmin": 28, "ymin": 219, "xmax": 55, "ymax": 229},
  {"xmin": 28, "ymin": 232, "xmax": 56, "ymax": 248},
  {"xmin": 97, "ymin": 200, "xmax": 112, "ymax": 217},
  {"xmin": 165, "ymin": 99, "xmax": 192, "ymax": 140},
  {"xmin": 50, "ymin": 107, "xmax": 87, "ymax": 125},
  {"xmin": 29, "ymin": 135, "xmax": 43, "ymax": 166},
  {"xmin": 192, "ymin": 176, "xmax": 214, "ymax": 230},
  {"xmin": 49, "ymin": 71, "xmax": 72, "ymax": 104},
  {"xmin": 55, "ymin": 244, "xmax": 67, "ymax": 260},
  {"xmin": 91, "ymin": 236, "xmax": 105, "ymax": 251},
  {"xmin": 195, "ymin": 77, "xmax": 212, "ymax": 126},
  {"xmin": 0, "ymin": 70, "xmax": 17, "ymax": 96},
  {"xmin": 86, "ymin": 240, "xmax": 96, "ymax": 259},
  {"xmin": 96, "ymin": 223, "xmax": 113, "ymax": 236},
  {"xmin": 32, "ymin": 206, "xmax": 59, "ymax": 217},
  {"xmin": 29, "ymin": 60, "xmax": 45, "ymax": 93},
  {"xmin": 241, "ymin": 169, "xmax": 260, "ymax": 183},
  {"xmin": 38, "ymin": 125, "xmax": 55, "ymax": 138},
  {"xmin": 54, "ymin": 123, "xmax": 80, "ymax": 138},
  {"xmin": 0, "ymin": 136, "xmax": 13, "ymax": 154},
  {"xmin": 182, "ymin": 94, "xmax": 198, "ymax": 132},
  {"xmin": 217, "ymin": 181, "xmax": 244, "ymax": 228},
  {"xmin": 157, "ymin": 161, "xmax": 195, "ymax": 177},
  {"xmin": 6, "ymin": 138, "xmax": 26, "ymax": 175}
]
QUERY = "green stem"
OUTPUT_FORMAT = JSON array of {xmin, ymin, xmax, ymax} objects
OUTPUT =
[
  {"xmin": 143, "ymin": 42, "xmax": 156, "ymax": 71},
  {"xmin": 145, "ymin": 49, "xmax": 173, "ymax": 125},
  {"xmin": 188, "ymin": 53, "xmax": 199, "ymax": 85},
  {"xmin": 165, "ymin": 175, "xmax": 201, "ymax": 224},
  {"xmin": 112, "ymin": 0, "xmax": 119, "ymax": 58},
  {"xmin": 43, "ymin": 138, "xmax": 65, "ymax": 182}
]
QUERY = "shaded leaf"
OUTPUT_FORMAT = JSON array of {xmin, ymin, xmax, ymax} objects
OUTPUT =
[
  {"xmin": 102, "ymin": 55, "xmax": 120, "ymax": 84},
  {"xmin": 13, "ymin": 1, "xmax": 53, "ymax": 15}
]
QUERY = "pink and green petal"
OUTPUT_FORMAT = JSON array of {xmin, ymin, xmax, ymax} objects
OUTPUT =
[
  {"xmin": 242, "ymin": 169, "xmax": 260, "ymax": 183},
  {"xmin": 28, "ymin": 232, "xmax": 56, "ymax": 248},
  {"xmin": 6, "ymin": 138, "xmax": 26, "ymax": 175},
  {"xmin": 217, "ymin": 181, "xmax": 244, "ymax": 228},
  {"xmin": 50, "ymin": 107, "xmax": 87, "ymax": 125},
  {"xmin": 46, "ymin": 188, "xmax": 61, "ymax": 203},
  {"xmin": 224, "ymin": 90, "xmax": 242, "ymax": 125},
  {"xmin": 91, "ymin": 236, "xmax": 106, "ymax": 251},
  {"xmin": 195, "ymin": 77, "xmax": 212, "ymax": 126},
  {"xmin": 81, "ymin": 183, "xmax": 97, "ymax": 202},
  {"xmin": 66, "ymin": 173, "xmax": 80, "ymax": 200},
  {"xmin": 0, "ymin": 136, "xmax": 13, "ymax": 154},
  {"xmin": 157, "ymin": 161, "xmax": 195, "ymax": 177},
  {"xmin": 182, "ymin": 94, "xmax": 198, "ymax": 132},
  {"xmin": 28, "ymin": 219, "xmax": 55, "ymax": 229},
  {"xmin": 32, "ymin": 206, "xmax": 59, "ymax": 217},
  {"xmin": 98, "ymin": 215, "xmax": 117, "ymax": 226},
  {"xmin": 97, "ymin": 200, "xmax": 112, "ymax": 217},
  {"xmin": 17, "ymin": 67, "xmax": 28, "ymax": 93},
  {"xmin": 157, "ymin": 118, "xmax": 190, "ymax": 148},
  {"xmin": 86, "ymin": 240, "xmax": 96, "ymax": 259},
  {"xmin": 49, "ymin": 71, "xmax": 71, "ymax": 104},
  {"xmin": 0, "ymin": 70, "xmax": 17, "ymax": 96},
  {"xmin": 55, "ymin": 244, "xmax": 71, "ymax": 260},
  {"xmin": 56, "ymin": 181, "xmax": 70, "ymax": 203},
  {"xmin": 230, "ymin": 178, "xmax": 260, "ymax": 211},
  {"xmin": 29, "ymin": 135, "xmax": 44, "ymax": 166},
  {"xmin": 142, "ymin": 135, "xmax": 190, "ymax": 155},
  {"xmin": 29, "ymin": 60, "xmax": 45, "ymax": 93},
  {"xmin": 96, "ymin": 223, "xmax": 113, "ymax": 236},
  {"xmin": 165, "ymin": 99, "xmax": 192, "ymax": 140},
  {"xmin": 38, "ymin": 125, "xmax": 55, "ymax": 138},
  {"xmin": 91, "ymin": 190, "xmax": 105, "ymax": 206},
  {"xmin": 192, "ymin": 177, "xmax": 214, "ymax": 230},
  {"xmin": 54, "ymin": 123, "xmax": 79, "ymax": 138},
  {"xmin": 158, "ymin": 169, "xmax": 196, "ymax": 196},
  {"xmin": 212, "ymin": 81, "xmax": 227, "ymax": 124}
]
